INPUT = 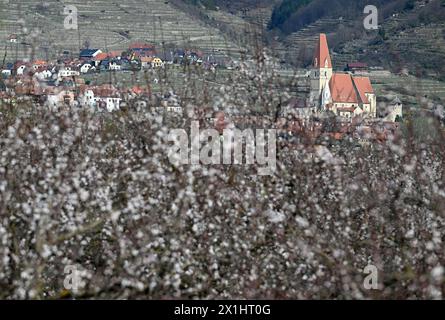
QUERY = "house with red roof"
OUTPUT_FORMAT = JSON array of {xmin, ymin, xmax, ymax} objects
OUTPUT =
[
  {"xmin": 345, "ymin": 62, "xmax": 369, "ymax": 73},
  {"xmin": 128, "ymin": 42, "xmax": 156, "ymax": 58},
  {"xmin": 309, "ymin": 34, "xmax": 377, "ymax": 119},
  {"xmin": 80, "ymin": 84, "xmax": 122, "ymax": 112},
  {"xmin": 32, "ymin": 60, "xmax": 47, "ymax": 70}
]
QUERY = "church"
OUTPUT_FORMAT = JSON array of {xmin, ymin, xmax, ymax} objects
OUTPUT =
[{"xmin": 309, "ymin": 34, "xmax": 377, "ymax": 119}]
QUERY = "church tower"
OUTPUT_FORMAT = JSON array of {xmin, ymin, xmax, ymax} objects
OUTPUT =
[{"xmin": 309, "ymin": 34, "xmax": 333, "ymax": 107}]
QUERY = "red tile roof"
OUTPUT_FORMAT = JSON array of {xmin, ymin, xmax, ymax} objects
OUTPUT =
[
  {"xmin": 33, "ymin": 60, "xmax": 47, "ymax": 66},
  {"xmin": 328, "ymin": 73, "xmax": 374, "ymax": 105},
  {"xmin": 140, "ymin": 56, "xmax": 154, "ymax": 63},
  {"xmin": 108, "ymin": 51, "xmax": 122, "ymax": 58},
  {"xmin": 93, "ymin": 53, "xmax": 108, "ymax": 61},
  {"xmin": 347, "ymin": 62, "xmax": 368, "ymax": 69},
  {"xmin": 129, "ymin": 42, "xmax": 155, "ymax": 50},
  {"xmin": 352, "ymin": 76, "xmax": 374, "ymax": 104},
  {"xmin": 329, "ymin": 73, "xmax": 358, "ymax": 103},
  {"xmin": 91, "ymin": 84, "xmax": 120, "ymax": 98},
  {"xmin": 313, "ymin": 34, "xmax": 332, "ymax": 68}
]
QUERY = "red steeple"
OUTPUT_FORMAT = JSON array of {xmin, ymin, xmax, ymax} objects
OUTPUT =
[{"xmin": 313, "ymin": 34, "xmax": 332, "ymax": 69}]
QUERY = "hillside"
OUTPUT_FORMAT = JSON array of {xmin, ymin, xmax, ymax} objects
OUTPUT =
[
  {"xmin": 271, "ymin": 0, "xmax": 445, "ymax": 79},
  {"xmin": 1, "ymin": 0, "xmax": 445, "ymax": 81},
  {"xmin": 191, "ymin": 0, "xmax": 445, "ymax": 80},
  {"xmin": 0, "ymin": 0, "xmax": 241, "ymax": 61},
  {"xmin": 267, "ymin": 0, "xmax": 415, "ymax": 33}
]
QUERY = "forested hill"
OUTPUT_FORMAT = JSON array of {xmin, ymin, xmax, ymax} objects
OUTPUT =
[{"xmin": 267, "ymin": 0, "xmax": 417, "ymax": 33}]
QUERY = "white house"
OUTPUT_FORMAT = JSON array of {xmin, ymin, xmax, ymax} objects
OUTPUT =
[
  {"xmin": 109, "ymin": 61, "xmax": 122, "ymax": 71},
  {"xmin": 167, "ymin": 106, "xmax": 182, "ymax": 113},
  {"xmin": 58, "ymin": 67, "xmax": 80, "ymax": 78},
  {"xmin": 1, "ymin": 69, "xmax": 11, "ymax": 77},
  {"xmin": 80, "ymin": 63, "xmax": 93, "ymax": 74},
  {"xmin": 151, "ymin": 58, "xmax": 164, "ymax": 68},
  {"xmin": 81, "ymin": 85, "xmax": 121, "ymax": 112},
  {"xmin": 140, "ymin": 57, "xmax": 153, "ymax": 69},
  {"xmin": 45, "ymin": 89, "xmax": 76, "ymax": 108},
  {"xmin": 82, "ymin": 89, "xmax": 96, "ymax": 107},
  {"xmin": 16, "ymin": 65, "xmax": 27, "ymax": 75},
  {"xmin": 97, "ymin": 96, "xmax": 122, "ymax": 111},
  {"xmin": 32, "ymin": 60, "xmax": 47, "ymax": 70},
  {"xmin": 34, "ymin": 69, "xmax": 52, "ymax": 80}
]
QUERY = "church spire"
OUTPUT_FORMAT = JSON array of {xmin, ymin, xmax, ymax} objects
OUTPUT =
[{"xmin": 313, "ymin": 34, "xmax": 332, "ymax": 69}]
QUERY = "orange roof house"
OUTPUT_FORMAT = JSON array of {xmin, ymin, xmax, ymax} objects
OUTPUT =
[
  {"xmin": 108, "ymin": 51, "xmax": 122, "ymax": 59},
  {"xmin": 33, "ymin": 60, "xmax": 47, "ymax": 66},
  {"xmin": 140, "ymin": 56, "xmax": 154, "ymax": 63},
  {"xmin": 129, "ymin": 42, "xmax": 155, "ymax": 50}
]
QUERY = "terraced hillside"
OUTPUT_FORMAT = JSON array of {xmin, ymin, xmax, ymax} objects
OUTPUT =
[
  {"xmin": 271, "ymin": 18, "xmax": 352, "ymax": 67},
  {"xmin": 261, "ymin": 0, "xmax": 445, "ymax": 77},
  {"xmin": 0, "ymin": 0, "xmax": 241, "ymax": 61}
]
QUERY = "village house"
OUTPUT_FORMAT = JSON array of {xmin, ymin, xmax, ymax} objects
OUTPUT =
[
  {"xmin": 161, "ymin": 91, "xmax": 182, "ymax": 113},
  {"xmin": 309, "ymin": 34, "xmax": 377, "ymax": 120},
  {"xmin": 1, "ymin": 63, "xmax": 13, "ymax": 78},
  {"xmin": 187, "ymin": 50, "xmax": 204, "ymax": 64},
  {"xmin": 151, "ymin": 57, "xmax": 164, "ymax": 68},
  {"xmin": 34, "ymin": 68, "xmax": 52, "ymax": 80},
  {"xmin": 44, "ymin": 87, "xmax": 77, "ymax": 108},
  {"xmin": 159, "ymin": 51, "xmax": 174, "ymax": 65},
  {"xmin": 80, "ymin": 63, "xmax": 94, "ymax": 74},
  {"xmin": 129, "ymin": 43, "xmax": 156, "ymax": 58},
  {"xmin": 16, "ymin": 65, "xmax": 27, "ymax": 76},
  {"xmin": 1, "ymin": 69, "xmax": 11, "ymax": 78},
  {"xmin": 80, "ymin": 85, "xmax": 122, "ymax": 112},
  {"xmin": 173, "ymin": 49, "xmax": 186, "ymax": 64},
  {"xmin": 32, "ymin": 60, "xmax": 47, "ymax": 70},
  {"xmin": 345, "ymin": 62, "xmax": 369, "ymax": 74},
  {"xmin": 13, "ymin": 76, "xmax": 44, "ymax": 97},
  {"xmin": 89, "ymin": 52, "xmax": 109, "ymax": 68},
  {"xmin": 58, "ymin": 67, "xmax": 80, "ymax": 78},
  {"xmin": 108, "ymin": 51, "xmax": 122, "ymax": 59},
  {"xmin": 8, "ymin": 34, "xmax": 17, "ymax": 43},
  {"xmin": 141, "ymin": 56, "xmax": 154, "ymax": 69},
  {"xmin": 79, "ymin": 48, "xmax": 102, "ymax": 60}
]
